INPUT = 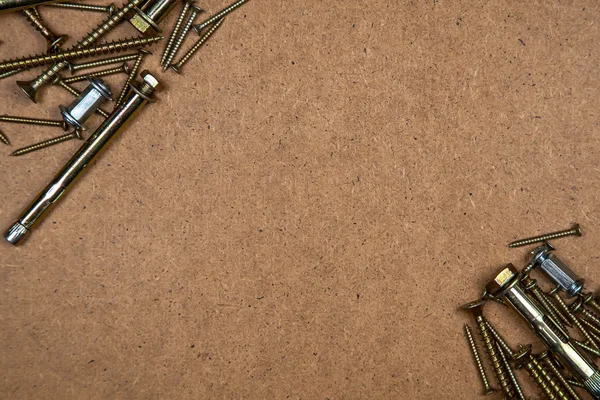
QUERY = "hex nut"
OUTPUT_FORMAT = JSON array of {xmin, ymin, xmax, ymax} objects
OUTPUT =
[{"xmin": 141, "ymin": 70, "xmax": 163, "ymax": 91}]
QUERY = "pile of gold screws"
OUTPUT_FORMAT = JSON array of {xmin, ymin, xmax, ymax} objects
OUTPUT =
[
  {"xmin": 0, "ymin": 0, "xmax": 249, "ymax": 155},
  {"xmin": 462, "ymin": 223, "xmax": 600, "ymax": 399}
]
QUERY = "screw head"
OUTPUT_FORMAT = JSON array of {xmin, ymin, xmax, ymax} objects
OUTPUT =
[
  {"xmin": 570, "ymin": 297, "xmax": 584, "ymax": 313},
  {"xmin": 513, "ymin": 344, "xmax": 532, "ymax": 368},
  {"xmin": 138, "ymin": 48, "xmax": 153, "ymax": 56},
  {"xmin": 572, "ymin": 223, "xmax": 583, "ymax": 236},
  {"xmin": 48, "ymin": 34, "xmax": 68, "ymax": 53},
  {"xmin": 140, "ymin": 70, "xmax": 163, "ymax": 91},
  {"xmin": 485, "ymin": 264, "xmax": 519, "ymax": 298},
  {"xmin": 581, "ymin": 292, "xmax": 594, "ymax": 304},
  {"xmin": 17, "ymin": 80, "xmax": 39, "ymax": 103},
  {"xmin": 531, "ymin": 242, "xmax": 554, "ymax": 266},
  {"xmin": 107, "ymin": 3, "xmax": 116, "ymax": 15}
]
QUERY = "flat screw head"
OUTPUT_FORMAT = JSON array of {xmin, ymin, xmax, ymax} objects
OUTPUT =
[
  {"xmin": 461, "ymin": 298, "xmax": 486, "ymax": 316},
  {"xmin": 49, "ymin": 35, "xmax": 68, "ymax": 53},
  {"xmin": 570, "ymin": 297, "xmax": 584, "ymax": 313},
  {"xmin": 16, "ymin": 80, "xmax": 39, "ymax": 103},
  {"xmin": 572, "ymin": 223, "xmax": 583, "ymax": 236},
  {"xmin": 73, "ymin": 130, "xmax": 83, "ymax": 140},
  {"xmin": 107, "ymin": 3, "xmax": 116, "ymax": 15}
]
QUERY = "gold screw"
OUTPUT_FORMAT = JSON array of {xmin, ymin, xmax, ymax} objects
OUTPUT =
[
  {"xmin": 162, "ymin": 4, "xmax": 203, "ymax": 72},
  {"xmin": 62, "ymin": 62, "xmax": 129, "ymax": 84},
  {"xmin": 539, "ymin": 351, "xmax": 583, "ymax": 400},
  {"xmin": 53, "ymin": 78, "xmax": 111, "ymax": 119},
  {"xmin": 536, "ymin": 352, "xmax": 575, "ymax": 400},
  {"xmin": 567, "ymin": 379, "xmax": 584, "ymax": 388},
  {"xmin": 551, "ymin": 289, "xmax": 600, "ymax": 351},
  {"xmin": 10, "ymin": 130, "xmax": 83, "ymax": 157},
  {"xmin": 0, "ymin": 129, "xmax": 10, "ymax": 145},
  {"xmin": 193, "ymin": 0, "xmax": 248, "ymax": 32},
  {"xmin": 68, "ymin": 53, "xmax": 139, "ymax": 74},
  {"xmin": 522, "ymin": 275, "xmax": 572, "ymax": 329},
  {"xmin": 114, "ymin": 49, "xmax": 150, "ymax": 108},
  {"xmin": 464, "ymin": 324, "xmax": 496, "ymax": 395},
  {"xmin": 484, "ymin": 320, "xmax": 514, "ymax": 358},
  {"xmin": 509, "ymin": 223, "xmax": 582, "ymax": 248},
  {"xmin": 515, "ymin": 345, "xmax": 557, "ymax": 399},
  {"xmin": 46, "ymin": 2, "xmax": 116, "ymax": 15},
  {"xmin": 496, "ymin": 342, "xmax": 525, "ymax": 400},
  {"xmin": 0, "ymin": 115, "xmax": 68, "ymax": 130},
  {"xmin": 160, "ymin": 0, "xmax": 193, "ymax": 66},
  {"xmin": 170, "ymin": 17, "xmax": 224, "ymax": 74},
  {"xmin": 2, "ymin": 35, "xmax": 163, "ymax": 73},
  {"xmin": 0, "ymin": 69, "xmax": 23, "ymax": 80},
  {"xmin": 22, "ymin": 7, "xmax": 68, "ymax": 53},
  {"xmin": 571, "ymin": 297, "xmax": 600, "ymax": 329},
  {"xmin": 579, "ymin": 292, "xmax": 600, "ymax": 315},
  {"xmin": 579, "ymin": 318, "xmax": 600, "ymax": 341}
]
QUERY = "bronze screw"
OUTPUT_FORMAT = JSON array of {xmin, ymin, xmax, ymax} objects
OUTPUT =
[
  {"xmin": 539, "ymin": 351, "xmax": 583, "ymax": 400},
  {"xmin": 160, "ymin": 0, "xmax": 193, "ymax": 66},
  {"xmin": 53, "ymin": 78, "xmax": 111, "ymax": 119},
  {"xmin": 509, "ymin": 223, "xmax": 582, "ymax": 248},
  {"xmin": 515, "ymin": 344, "xmax": 557, "ymax": 399},
  {"xmin": 193, "ymin": 0, "xmax": 248, "ymax": 32},
  {"xmin": 536, "ymin": 352, "xmax": 575, "ymax": 400},
  {"xmin": 46, "ymin": 2, "xmax": 116, "ymax": 15},
  {"xmin": 579, "ymin": 318, "xmax": 600, "ymax": 341},
  {"xmin": 496, "ymin": 342, "xmax": 525, "ymax": 400},
  {"xmin": 11, "ymin": 130, "xmax": 83, "ymax": 157},
  {"xmin": 551, "ymin": 288, "xmax": 600, "ymax": 351},
  {"xmin": 68, "ymin": 53, "xmax": 139, "ymax": 73},
  {"xmin": 522, "ymin": 275, "xmax": 572, "ymax": 329},
  {"xmin": 462, "ymin": 300, "xmax": 515, "ymax": 398},
  {"xmin": 483, "ymin": 320, "xmax": 514, "ymax": 358},
  {"xmin": 114, "ymin": 49, "xmax": 150, "ymax": 108},
  {"xmin": 574, "ymin": 339, "xmax": 600, "ymax": 357},
  {"xmin": 571, "ymin": 297, "xmax": 600, "ymax": 329},
  {"xmin": 162, "ymin": 4, "xmax": 203, "ymax": 72},
  {"xmin": 0, "ymin": 69, "xmax": 24, "ymax": 80},
  {"xmin": 1, "ymin": 35, "xmax": 163, "ymax": 73},
  {"xmin": 171, "ymin": 17, "xmax": 224, "ymax": 74},
  {"xmin": 464, "ymin": 324, "xmax": 496, "ymax": 395},
  {"xmin": 22, "ymin": 7, "xmax": 68, "ymax": 53},
  {"xmin": 580, "ymin": 292, "xmax": 600, "ymax": 315},
  {"xmin": 567, "ymin": 379, "xmax": 584, "ymax": 388},
  {"xmin": 0, "ymin": 129, "xmax": 10, "ymax": 145},
  {"xmin": 62, "ymin": 62, "xmax": 129, "ymax": 84},
  {"xmin": 18, "ymin": 0, "xmax": 146, "ymax": 103},
  {"xmin": 0, "ymin": 115, "xmax": 67, "ymax": 130}
]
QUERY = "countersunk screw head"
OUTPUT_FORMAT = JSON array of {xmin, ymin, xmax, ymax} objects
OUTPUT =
[
  {"xmin": 107, "ymin": 3, "xmax": 116, "ymax": 15},
  {"xmin": 49, "ymin": 35, "xmax": 69, "ymax": 53},
  {"xmin": 461, "ymin": 298, "xmax": 486, "ymax": 314},
  {"xmin": 513, "ymin": 344, "xmax": 532, "ymax": 369},
  {"xmin": 16, "ymin": 80, "xmax": 39, "ymax": 103}
]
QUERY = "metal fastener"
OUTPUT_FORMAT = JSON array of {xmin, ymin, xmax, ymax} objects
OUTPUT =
[
  {"xmin": 496, "ymin": 342, "xmax": 525, "ymax": 400},
  {"xmin": 0, "ymin": 68, "xmax": 24, "ymax": 80},
  {"xmin": 581, "ymin": 292, "xmax": 600, "ymax": 315},
  {"xmin": 537, "ymin": 351, "xmax": 575, "ymax": 399},
  {"xmin": 162, "ymin": 4, "xmax": 202, "ymax": 71},
  {"xmin": 1, "ymin": 0, "xmax": 64, "ymax": 13},
  {"xmin": 10, "ymin": 130, "xmax": 83, "ymax": 157},
  {"xmin": 68, "ymin": 53, "xmax": 139, "ymax": 73},
  {"xmin": 160, "ymin": 0, "xmax": 193, "ymax": 66},
  {"xmin": 550, "ymin": 287, "xmax": 600, "ymax": 351},
  {"xmin": 514, "ymin": 344, "xmax": 557, "ymax": 399},
  {"xmin": 114, "ymin": 49, "xmax": 150, "ymax": 108},
  {"xmin": 0, "ymin": 129, "xmax": 10, "ymax": 145},
  {"xmin": 464, "ymin": 324, "xmax": 496, "ymax": 395},
  {"xmin": 53, "ymin": 77, "xmax": 111, "ymax": 119},
  {"xmin": 17, "ymin": 0, "xmax": 146, "ymax": 103},
  {"xmin": 539, "ymin": 350, "xmax": 583, "ymax": 400},
  {"xmin": 193, "ymin": 0, "xmax": 248, "ymax": 32},
  {"xmin": 0, "ymin": 115, "xmax": 68, "ymax": 130},
  {"xmin": 171, "ymin": 17, "xmax": 224, "ymax": 73},
  {"xmin": 572, "ymin": 297, "xmax": 600, "ymax": 330},
  {"xmin": 483, "ymin": 320, "xmax": 514, "ymax": 358},
  {"xmin": 530, "ymin": 243, "xmax": 584, "ymax": 298},
  {"xmin": 22, "ymin": 7, "xmax": 67, "ymax": 53},
  {"xmin": 522, "ymin": 274, "xmax": 572, "ymax": 330},
  {"xmin": 4, "ymin": 71, "xmax": 161, "ymax": 245},
  {"xmin": 62, "ymin": 62, "xmax": 129, "ymax": 84},
  {"xmin": 3, "ymin": 35, "xmax": 163, "ymax": 73},
  {"xmin": 575, "ymin": 340, "xmax": 600, "ymax": 357},
  {"xmin": 59, "ymin": 78, "xmax": 112, "ymax": 130},
  {"xmin": 46, "ymin": 2, "xmax": 115, "ymax": 15},
  {"xmin": 129, "ymin": 0, "xmax": 178, "ymax": 35},
  {"xmin": 509, "ymin": 223, "xmax": 582, "ymax": 248}
]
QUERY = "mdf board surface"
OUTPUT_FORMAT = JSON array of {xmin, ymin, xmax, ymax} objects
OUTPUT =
[{"xmin": 0, "ymin": 0, "xmax": 598, "ymax": 398}]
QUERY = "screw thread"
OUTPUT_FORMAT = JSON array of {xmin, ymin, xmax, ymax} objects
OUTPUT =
[
  {"xmin": 581, "ymin": 307, "xmax": 600, "ymax": 328},
  {"xmin": 0, "ymin": 69, "xmax": 23, "ymax": 80},
  {"xmin": 24, "ymin": 0, "xmax": 145, "ymax": 98},
  {"xmin": 477, "ymin": 318, "xmax": 514, "ymax": 397},
  {"xmin": 10, "ymin": 132, "xmax": 79, "ymax": 156},
  {"xmin": 579, "ymin": 319, "xmax": 600, "ymax": 344},
  {"xmin": 22, "ymin": 8, "xmax": 53, "ymax": 39},
  {"xmin": 194, "ymin": 0, "xmax": 248, "ymax": 31},
  {"xmin": 464, "ymin": 324, "xmax": 494, "ymax": 395},
  {"xmin": 0, "ymin": 115, "xmax": 64, "ymax": 128},
  {"xmin": 172, "ymin": 17, "xmax": 224, "ymax": 71},
  {"xmin": 531, "ymin": 358, "xmax": 570, "ymax": 399},
  {"xmin": 484, "ymin": 320, "xmax": 514, "ymax": 358},
  {"xmin": 55, "ymin": 80, "xmax": 111, "ymax": 118},
  {"xmin": 542, "ymin": 356, "xmax": 583, "ymax": 400},
  {"xmin": 523, "ymin": 358, "xmax": 557, "ymax": 399},
  {"xmin": 163, "ymin": 6, "xmax": 201, "ymax": 70},
  {"xmin": 115, "ymin": 52, "xmax": 145, "ymax": 107},
  {"xmin": 0, "ymin": 36, "xmax": 162, "ymax": 73},
  {"xmin": 0, "ymin": 129, "xmax": 10, "ymax": 145},
  {"xmin": 70, "ymin": 53, "xmax": 139, "ymax": 73},
  {"xmin": 496, "ymin": 343, "xmax": 525, "ymax": 400},
  {"xmin": 47, "ymin": 2, "xmax": 114, "ymax": 14},
  {"xmin": 160, "ymin": 0, "xmax": 192, "ymax": 66},
  {"xmin": 63, "ymin": 63, "xmax": 127, "ymax": 84},
  {"xmin": 508, "ymin": 224, "xmax": 581, "ymax": 248},
  {"xmin": 553, "ymin": 292, "xmax": 600, "ymax": 351},
  {"xmin": 529, "ymin": 284, "xmax": 571, "ymax": 329}
]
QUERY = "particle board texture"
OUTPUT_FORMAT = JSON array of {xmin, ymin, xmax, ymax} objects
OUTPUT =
[{"xmin": 0, "ymin": 0, "xmax": 598, "ymax": 399}]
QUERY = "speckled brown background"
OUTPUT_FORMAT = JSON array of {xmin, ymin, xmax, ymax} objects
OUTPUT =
[{"xmin": 1, "ymin": 0, "xmax": 599, "ymax": 398}]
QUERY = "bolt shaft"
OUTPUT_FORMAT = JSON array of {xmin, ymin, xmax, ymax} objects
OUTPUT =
[
  {"xmin": 114, "ymin": 51, "xmax": 146, "ymax": 107},
  {"xmin": 464, "ymin": 324, "xmax": 495, "ymax": 395},
  {"xmin": 476, "ymin": 316, "xmax": 515, "ymax": 398},
  {"xmin": 10, "ymin": 131, "xmax": 80, "ymax": 156},
  {"xmin": 193, "ymin": 0, "xmax": 248, "ymax": 31},
  {"xmin": 54, "ymin": 79, "xmax": 110, "ymax": 119},
  {"xmin": 171, "ymin": 17, "xmax": 224, "ymax": 73},
  {"xmin": 163, "ymin": 5, "xmax": 201, "ymax": 71},
  {"xmin": 46, "ymin": 2, "xmax": 114, "ymax": 14},
  {"xmin": 160, "ymin": 0, "xmax": 192, "ymax": 66},
  {"xmin": 0, "ymin": 129, "xmax": 10, "ymax": 145},
  {"xmin": 509, "ymin": 223, "xmax": 582, "ymax": 248},
  {"xmin": 0, "ymin": 36, "xmax": 162, "ymax": 73},
  {"xmin": 0, "ymin": 115, "xmax": 65, "ymax": 129},
  {"xmin": 552, "ymin": 291, "xmax": 600, "ymax": 351},
  {"xmin": 69, "ymin": 53, "xmax": 139, "ymax": 73},
  {"xmin": 62, "ymin": 63, "xmax": 128, "ymax": 84}
]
